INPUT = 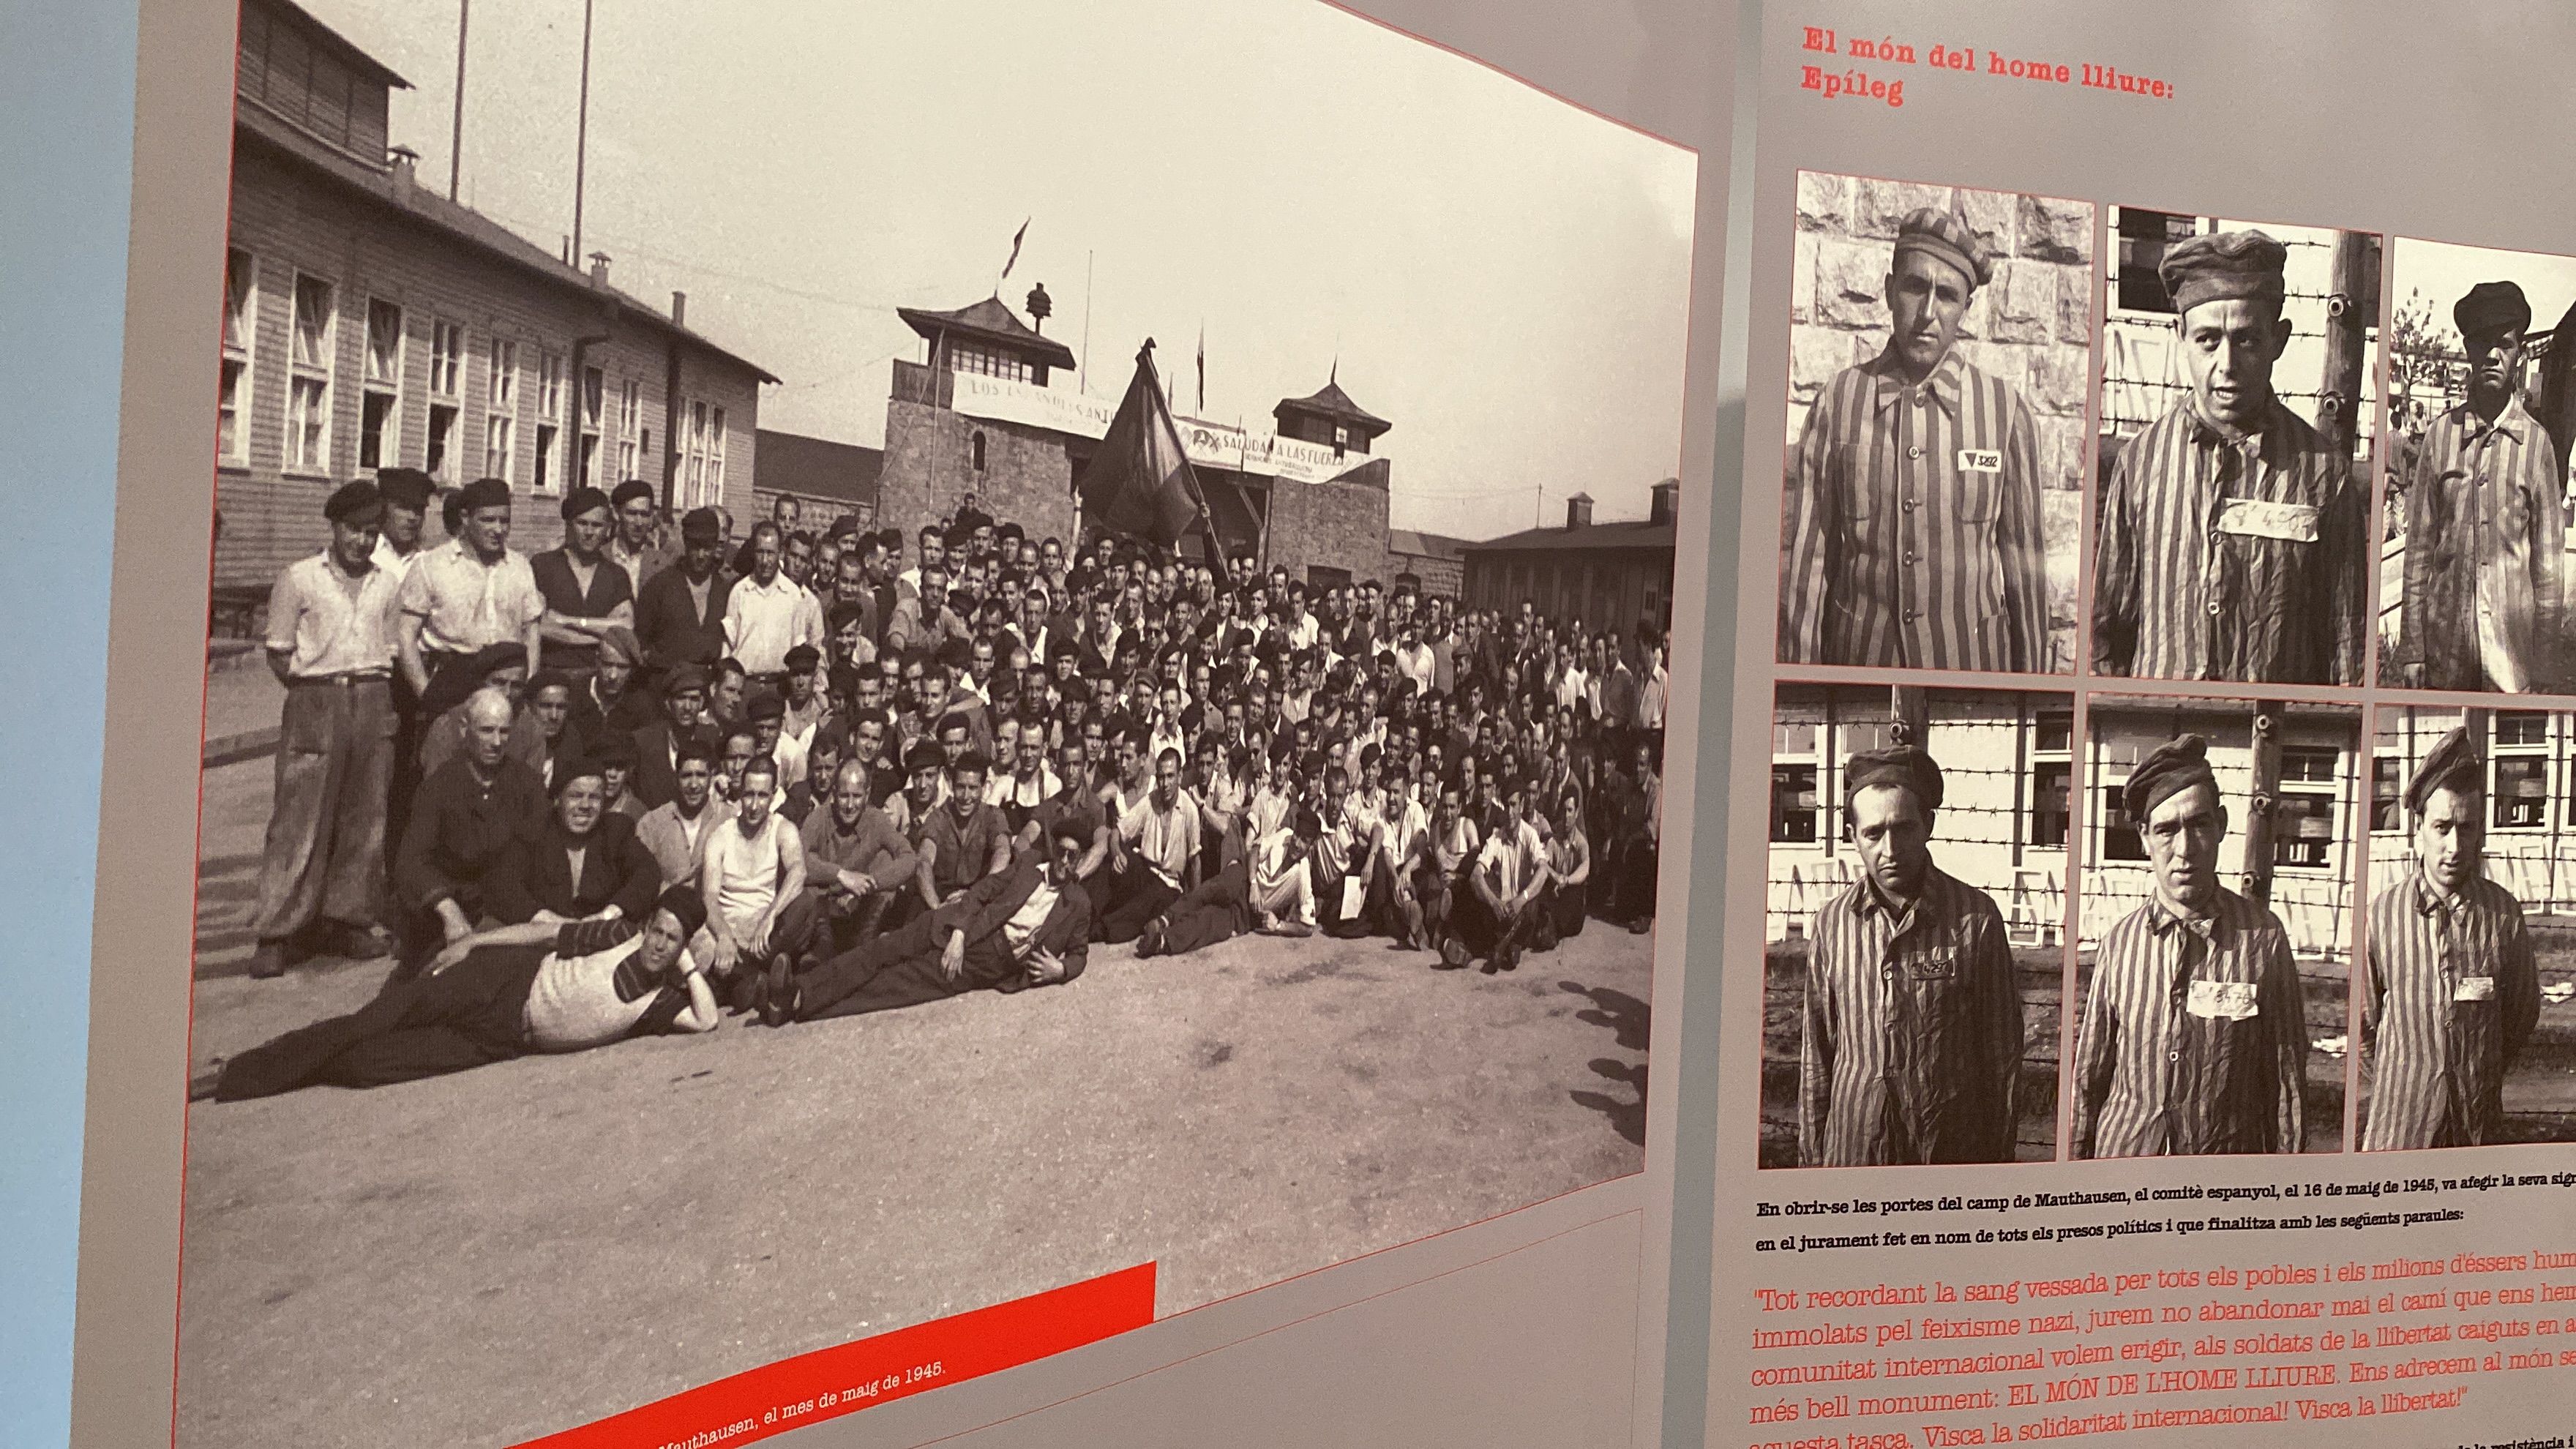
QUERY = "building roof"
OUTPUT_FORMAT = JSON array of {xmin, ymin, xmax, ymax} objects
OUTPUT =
[
  {"xmin": 261, "ymin": 0, "xmax": 412, "ymax": 90},
  {"xmin": 234, "ymin": 100, "xmax": 779, "ymax": 383},
  {"xmin": 755, "ymin": 429, "xmax": 883, "ymax": 508},
  {"xmin": 1461, "ymin": 516, "xmax": 1676, "ymax": 554},
  {"xmin": 1274, "ymin": 376, "xmax": 1390, "ymax": 438},
  {"xmin": 896, "ymin": 296, "xmax": 1077, "ymax": 371},
  {"xmin": 1387, "ymin": 528, "xmax": 1469, "ymax": 561}
]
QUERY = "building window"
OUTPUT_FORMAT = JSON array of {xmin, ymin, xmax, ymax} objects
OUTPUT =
[
  {"xmin": 484, "ymin": 340, "xmax": 517, "ymax": 484},
  {"xmin": 1332, "ymin": 423, "xmax": 1351, "ymax": 458},
  {"xmin": 287, "ymin": 273, "xmax": 335, "ymax": 473},
  {"xmin": 2032, "ymin": 762, "xmax": 2073, "ymax": 847},
  {"xmin": 2114, "ymin": 209, "xmax": 2196, "ymax": 314},
  {"xmin": 360, "ymin": 298, "xmax": 403, "ymax": 470},
  {"xmin": 580, "ymin": 365, "xmax": 604, "ymax": 489},
  {"xmin": 2371, "ymin": 752, "xmax": 2404, "ymax": 834},
  {"xmin": 2099, "ymin": 782, "xmax": 2145, "ymax": 862},
  {"xmin": 533, "ymin": 349, "xmax": 563, "ymax": 494},
  {"xmin": 427, "ymin": 320, "xmax": 465, "ymax": 482},
  {"xmin": 706, "ymin": 405, "xmax": 727, "ymax": 498},
  {"xmin": 971, "ymin": 430, "xmax": 986, "ymax": 472},
  {"xmin": 2275, "ymin": 746, "xmax": 2339, "ymax": 868},
  {"xmin": 1771, "ymin": 763, "xmax": 1819, "ymax": 844},
  {"xmin": 218, "ymin": 249, "xmax": 253, "ymax": 464},
  {"xmin": 2496, "ymin": 713, "xmax": 2549, "ymax": 830},
  {"xmin": 947, "ymin": 341, "xmax": 1030, "ymax": 383},
  {"xmin": 617, "ymin": 378, "xmax": 642, "ymax": 483},
  {"xmin": 685, "ymin": 400, "xmax": 708, "ymax": 506}
]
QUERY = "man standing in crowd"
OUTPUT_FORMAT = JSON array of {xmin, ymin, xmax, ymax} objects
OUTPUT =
[
  {"xmin": 2092, "ymin": 230, "xmax": 2367, "ymax": 685},
  {"xmin": 247, "ymin": 479, "xmax": 404, "ymax": 978},
  {"xmin": 635, "ymin": 507, "xmax": 734, "ymax": 670},
  {"xmin": 397, "ymin": 475, "xmax": 544, "ymax": 695},
  {"xmin": 605, "ymin": 479, "xmax": 674, "ymax": 589},
  {"xmin": 724, "ymin": 520, "xmax": 824, "ymax": 693},
  {"xmin": 1796, "ymin": 745, "xmax": 2023, "ymax": 1166},
  {"xmin": 1778, "ymin": 206, "xmax": 2050, "ymax": 673},
  {"xmin": 2363, "ymin": 727, "xmax": 2542, "ymax": 1149},
  {"xmin": 2397, "ymin": 280, "xmax": 2565, "ymax": 694},
  {"xmin": 532, "ymin": 485, "xmax": 636, "ymax": 684},
  {"xmin": 2072, "ymin": 735, "xmax": 2312, "ymax": 1157}
]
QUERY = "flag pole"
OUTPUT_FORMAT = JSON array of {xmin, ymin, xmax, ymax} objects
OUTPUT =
[
  {"xmin": 570, "ymin": 0, "xmax": 594, "ymax": 260},
  {"xmin": 447, "ymin": 0, "xmax": 469, "ymax": 201},
  {"xmin": 1080, "ymin": 250, "xmax": 1093, "ymax": 396}
]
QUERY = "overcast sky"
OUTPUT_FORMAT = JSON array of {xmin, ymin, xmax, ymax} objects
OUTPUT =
[
  {"xmin": 302, "ymin": 0, "xmax": 1697, "ymax": 539},
  {"xmin": 2392, "ymin": 236, "xmax": 2576, "ymax": 354}
]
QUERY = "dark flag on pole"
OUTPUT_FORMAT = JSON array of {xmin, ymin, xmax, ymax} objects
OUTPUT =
[
  {"xmin": 998, "ymin": 217, "xmax": 1030, "ymax": 286},
  {"xmin": 1077, "ymin": 340, "xmax": 1220, "ymax": 568}
]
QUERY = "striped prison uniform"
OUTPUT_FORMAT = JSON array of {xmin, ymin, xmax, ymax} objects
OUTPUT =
[
  {"xmin": 1778, "ymin": 348, "xmax": 2051, "ymax": 673},
  {"xmin": 1798, "ymin": 865, "xmax": 2023, "ymax": 1167},
  {"xmin": 2091, "ymin": 394, "xmax": 2367, "ymax": 685},
  {"xmin": 2362, "ymin": 873, "xmax": 2540, "ymax": 1150},
  {"xmin": 2072, "ymin": 888, "xmax": 2310, "ymax": 1158},
  {"xmin": 2397, "ymin": 396, "xmax": 2564, "ymax": 694}
]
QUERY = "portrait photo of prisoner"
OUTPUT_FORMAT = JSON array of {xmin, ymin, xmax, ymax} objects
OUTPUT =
[
  {"xmin": 2362, "ymin": 709, "xmax": 2576, "ymax": 1147},
  {"xmin": 1760, "ymin": 682, "xmax": 2074, "ymax": 1167},
  {"xmin": 2072, "ymin": 700, "xmax": 2362, "ymax": 1157},
  {"xmin": 1778, "ymin": 174, "xmax": 2094, "ymax": 674},
  {"xmin": 2092, "ymin": 214, "xmax": 2377, "ymax": 686},
  {"xmin": 2382, "ymin": 238, "xmax": 2576, "ymax": 694}
]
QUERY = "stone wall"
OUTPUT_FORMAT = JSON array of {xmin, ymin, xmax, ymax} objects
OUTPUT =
[
  {"xmin": 1266, "ymin": 463, "xmax": 1393, "ymax": 588},
  {"xmin": 1786, "ymin": 173, "xmax": 2093, "ymax": 671},
  {"xmin": 877, "ymin": 377, "xmax": 1079, "ymax": 549}
]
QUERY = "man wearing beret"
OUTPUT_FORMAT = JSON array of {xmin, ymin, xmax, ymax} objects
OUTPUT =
[
  {"xmin": 397, "ymin": 474, "xmax": 544, "ymax": 697},
  {"xmin": 724, "ymin": 517, "xmax": 826, "ymax": 690},
  {"xmin": 1797, "ymin": 744, "xmax": 2023, "ymax": 1166},
  {"xmin": 627, "ymin": 662, "xmax": 715, "ymax": 810},
  {"xmin": 2397, "ymin": 280, "xmax": 2564, "ymax": 693},
  {"xmin": 605, "ymin": 478, "xmax": 675, "ymax": 591},
  {"xmin": 1781, "ymin": 205, "xmax": 2051, "ymax": 673},
  {"xmin": 531, "ymin": 484, "xmax": 638, "ymax": 684},
  {"xmin": 2073, "ymin": 735, "xmax": 2313, "ymax": 1158},
  {"xmin": 634, "ymin": 506, "xmax": 735, "ymax": 671},
  {"xmin": 2362, "ymin": 726, "xmax": 2541, "ymax": 1148},
  {"xmin": 246, "ymin": 479, "xmax": 405, "ymax": 978},
  {"xmin": 2093, "ymin": 229, "xmax": 2368, "ymax": 686},
  {"xmin": 370, "ymin": 465, "xmax": 436, "ymax": 589}
]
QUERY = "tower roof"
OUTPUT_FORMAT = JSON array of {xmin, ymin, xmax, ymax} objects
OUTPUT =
[
  {"xmin": 1274, "ymin": 375, "xmax": 1390, "ymax": 439},
  {"xmin": 897, "ymin": 296, "xmax": 1077, "ymax": 371}
]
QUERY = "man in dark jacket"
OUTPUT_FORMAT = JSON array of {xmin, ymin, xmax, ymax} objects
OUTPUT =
[
  {"xmin": 757, "ymin": 818, "xmax": 1092, "ymax": 1025},
  {"xmin": 634, "ymin": 506, "xmax": 734, "ymax": 670}
]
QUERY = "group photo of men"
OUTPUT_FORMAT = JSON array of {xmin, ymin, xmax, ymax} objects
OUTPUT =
[
  {"xmin": 2381, "ymin": 238, "xmax": 2576, "ymax": 694},
  {"xmin": 195, "ymin": 472, "xmax": 1672, "ymax": 1098}
]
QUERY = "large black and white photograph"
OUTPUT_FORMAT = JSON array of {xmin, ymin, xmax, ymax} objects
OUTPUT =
[
  {"xmin": 1759, "ymin": 681, "xmax": 2073, "ymax": 1168},
  {"xmin": 2092, "ymin": 211, "xmax": 2379, "ymax": 687},
  {"xmin": 1778, "ymin": 173, "xmax": 2094, "ymax": 675},
  {"xmin": 2071, "ymin": 697, "xmax": 2358, "ymax": 1158},
  {"xmin": 2381, "ymin": 237, "xmax": 2576, "ymax": 695},
  {"xmin": 179, "ymin": 0, "xmax": 1695, "ymax": 1442},
  {"xmin": 2362, "ymin": 707, "xmax": 2576, "ymax": 1148}
]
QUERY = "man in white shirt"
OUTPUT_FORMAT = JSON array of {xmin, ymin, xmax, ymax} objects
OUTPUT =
[
  {"xmin": 248, "ymin": 479, "xmax": 405, "ymax": 978},
  {"xmin": 1446, "ymin": 779, "xmax": 1550, "ymax": 973},
  {"xmin": 1100, "ymin": 745, "xmax": 1200, "ymax": 945},
  {"xmin": 697, "ymin": 757, "xmax": 814, "ymax": 1008},
  {"xmin": 1390, "ymin": 618, "xmax": 1437, "ymax": 697},
  {"xmin": 397, "ymin": 474, "xmax": 544, "ymax": 694},
  {"xmin": 723, "ymin": 520, "xmax": 825, "ymax": 687}
]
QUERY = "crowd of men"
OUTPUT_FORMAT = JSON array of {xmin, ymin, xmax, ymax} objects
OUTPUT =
[{"xmin": 202, "ymin": 467, "xmax": 1669, "ymax": 1099}]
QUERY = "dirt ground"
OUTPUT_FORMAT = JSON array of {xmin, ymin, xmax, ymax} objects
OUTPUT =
[{"xmin": 176, "ymin": 750, "xmax": 1652, "ymax": 1449}]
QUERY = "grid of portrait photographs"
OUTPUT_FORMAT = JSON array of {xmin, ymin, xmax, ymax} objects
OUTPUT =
[{"xmin": 1764, "ymin": 171, "xmax": 2576, "ymax": 1168}]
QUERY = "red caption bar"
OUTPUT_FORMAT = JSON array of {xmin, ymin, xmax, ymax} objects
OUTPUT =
[{"xmin": 519, "ymin": 1262, "xmax": 1158, "ymax": 1449}]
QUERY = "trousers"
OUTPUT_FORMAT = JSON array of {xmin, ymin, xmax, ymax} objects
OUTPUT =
[
  {"xmin": 792, "ymin": 908, "xmax": 1022, "ymax": 1022},
  {"xmin": 214, "ymin": 943, "xmax": 544, "ymax": 1099},
  {"xmin": 252, "ymin": 677, "xmax": 394, "ymax": 941}
]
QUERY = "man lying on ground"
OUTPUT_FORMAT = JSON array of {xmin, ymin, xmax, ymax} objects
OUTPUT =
[{"xmin": 192, "ymin": 886, "xmax": 719, "ymax": 1101}]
